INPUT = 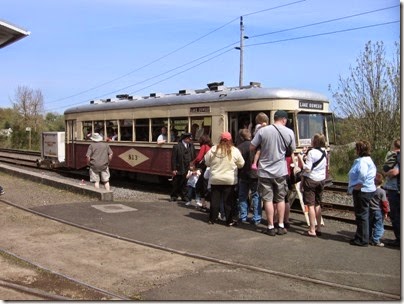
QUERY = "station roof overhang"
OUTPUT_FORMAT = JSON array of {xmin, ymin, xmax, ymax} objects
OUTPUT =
[{"xmin": 0, "ymin": 19, "xmax": 30, "ymax": 49}]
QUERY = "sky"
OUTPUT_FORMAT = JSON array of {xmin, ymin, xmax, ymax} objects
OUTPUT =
[{"xmin": 1, "ymin": 0, "xmax": 400, "ymax": 115}]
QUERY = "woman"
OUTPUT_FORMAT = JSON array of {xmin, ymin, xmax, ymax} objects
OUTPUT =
[
  {"xmin": 193, "ymin": 134, "xmax": 212, "ymax": 210},
  {"xmin": 348, "ymin": 140, "xmax": 377, "ymax": 246},
  {"xmin": 297, "ymin": 133, "xmax": 327, "ymax": 237},
  {"xmin": 204, "ymin": 132, "xmax": 245, "ymax": 226}
]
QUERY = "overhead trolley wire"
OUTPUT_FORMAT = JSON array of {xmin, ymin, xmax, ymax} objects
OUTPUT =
[
  {"xmin": 45, "ymin": 0, "xmax": 306, "ymax": 107},
  {"xmin": 45, "ymin": 2, "xmax": 397, "ymax": 111},
  {"xmin": 46, "ymin": 19, "xmax": 239, "ymax": 105},
  {"xmin": 244, "ymin": 21, "xmax": 399, "ymax": 48},
  {"xmin": 248, "ymin": 5, "xmax": 399, "ymax": 39}
]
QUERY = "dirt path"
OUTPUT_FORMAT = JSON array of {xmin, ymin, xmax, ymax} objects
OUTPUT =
[{"xmin": 0, "ymin": 173, "xmax": 212, "ymax": 300}]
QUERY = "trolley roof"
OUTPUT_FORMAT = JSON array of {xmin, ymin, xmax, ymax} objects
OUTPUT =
[{"xmin": 64, "ymin": 83, "xmax": 329, "ymax": 115}]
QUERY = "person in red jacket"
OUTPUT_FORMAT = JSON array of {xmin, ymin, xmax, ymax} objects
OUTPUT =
[{"xmin": 192, "ymin": 134, "xmax": 212, "ymax": 210}]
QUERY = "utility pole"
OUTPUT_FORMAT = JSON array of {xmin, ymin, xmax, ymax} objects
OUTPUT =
[{"xmin": 235, "ymin": 16, "xmax": 248, "ymax": 88}]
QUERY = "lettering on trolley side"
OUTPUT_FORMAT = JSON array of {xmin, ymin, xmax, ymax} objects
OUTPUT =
[
  {"xmin": 190, "ymin": 106, "xmax": 211, "ymax": 113},
  {"xmin": 299, "ymin": 101, "xmax": 323, "ymax": 110},
  {"xmin": 119, "ymin": 148, "xmax": 149, "ymax": 167}
]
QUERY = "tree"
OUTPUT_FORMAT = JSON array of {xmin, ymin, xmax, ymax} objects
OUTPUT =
[
  {"xmin": 44, "ymin": 112, "xmax": 65, "ymax": 131},
  {"xmin": 10, "ymin": 86, "xmax": 45, "ymax": 150},
  {"xmin": 329, "ymin": 41, "xmax": 400, "ymax": 150},
  {"xmin": 11, "ymin": 85, "xmax": 45, "ymax": 133}
]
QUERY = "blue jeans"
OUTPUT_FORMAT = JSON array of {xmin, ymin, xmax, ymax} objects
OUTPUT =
[
  {"xmin": 369, "ymin": 209, "xmax": 384, "ymax": 243},
  {"xmin": 186, "ymin": 185, "xmax": 197, "ymax": 201},
  {"xmin": 238, "ymin": 178, "xmax": 262, "ymax": 223},
  {"xmin": 386, "ymin": 190, "xmax": 400, "ymax": 241},
  {"xmin": 352, "ymin": 190, "xmax": 375, "ymax": 245}
]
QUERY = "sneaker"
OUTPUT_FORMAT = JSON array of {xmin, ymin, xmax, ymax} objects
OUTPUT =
[
  {"xmin": 185, "ymin": 201, "xmax": 191, "ymax": 206},
  {"xmin": 0, "ymin": 190, "xmax": 5, "ymax": 195},
  {"xmin": 218, "ymin": 213, "xmax": 226, "ymax": 221},
  {"xmin": 196, "ymin": 201, "xmax": 202, "ymax": 207},
  {"xmin": 227, "ymin": 221, "xmax": 238, "ymax": 227},
  {"xmin": 251, "ymin": 163, "xmax": 258, "ymax": 170},
  {"xmin": 370, "ymin": 242, "xmax": 385, "ymax": 247},
  {"xmin": 264, "ymin": 228, "xmax": 276, "ymax": 236},
  {"xmin": 277, "ymin": 228, "xmax": 287, "ymax": 235}
]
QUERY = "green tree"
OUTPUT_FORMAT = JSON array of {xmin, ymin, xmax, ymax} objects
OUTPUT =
[
  {"xmin": 44, "ymin": 112, "xmax": 65, "ymax": 131},
  {"xmin": 329, "ymin": 41, "xmax": 400, "ymax": 150}
]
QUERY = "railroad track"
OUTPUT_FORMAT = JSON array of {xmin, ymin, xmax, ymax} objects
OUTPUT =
[{"xmin": 325, "ymin": 181, "xmax": 349, "ymax": 193}]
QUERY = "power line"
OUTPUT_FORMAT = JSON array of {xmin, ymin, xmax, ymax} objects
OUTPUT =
[
  {"xmin": 45, "ymin": 5, "xmax": 398, "ymax": 112},
  {"xmin": 248, "ymin": 5, "xmax": 399, "ymax": 39},
  {"xmin": 244, "ymin": 21, "xmax": 399, "ymax": 48},
  {"xmin": 242, "ymin": 0, "xmax": 306, "ymax": 17},
  {"xmin": 44, "ymin": 48, "xmax": 235, "ymax": 112},
  {"xmin": 88, "ymin": 44, "xmax": 238, "ymax": 101},
  {"xmin": 45, "ymin": 1, "xmax": 306, "ymax": 105}
]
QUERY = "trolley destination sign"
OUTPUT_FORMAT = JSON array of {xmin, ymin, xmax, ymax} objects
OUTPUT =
[
  {"xmin": 299, "ymin": 100, "xmax": 323, "ymax": 110},
  {"xmin": 190, "ymin": 106, "xmax": 211, "ymax": 113}
]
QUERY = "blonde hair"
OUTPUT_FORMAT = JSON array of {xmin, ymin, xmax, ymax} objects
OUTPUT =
[
  {"xmin": 214, "ymin": 139, "xmax": 234, "ymax": 160},
  {"xmin": 255, "ymin": 112, "xmax": 269, "ymax": 125}
]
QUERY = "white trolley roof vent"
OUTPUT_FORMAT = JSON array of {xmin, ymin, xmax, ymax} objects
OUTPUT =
[
  {"xmin": 207, "ymin": 81, "xmax": 225, "ymax": 92},
  {"xmin": 178, "ymin": 89, "xmax": 196, "ymax": 95},
  {"xmin": 149, "ymin": 92, "xmax": 164, "ymax": 98}
]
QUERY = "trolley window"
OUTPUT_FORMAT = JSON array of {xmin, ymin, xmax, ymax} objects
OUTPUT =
[
  {"xmin": 106, "ymin": 120, "xmax": 118, "ymax": 141},
  {"xmin": 82, "ymin": 121, "xmax": 92, "ymax": 140},
  {"xmin": 135, "ymin": 119, "xmax": 149, "ymax": 142},
  {"xmin": 297, "ymin": 113, "xmax": 326, "ymax": 146},
  {"xmin": 152, "ymin": 118, "xmax": 168, "ymax": 142},
  {"xmin": 94, "ymin": 121, "xmax": 105, "ymax": 140},
  {"xmin": 190, "ymin": 116, "xmax": 212, "ymax": 141},
  {"xmin": 120, "ymin": 119, "xmax": 133, "ymax": 141},
  {"xmin": 170, "ymin": 117, "xmax": 188, "ymax": 142}
]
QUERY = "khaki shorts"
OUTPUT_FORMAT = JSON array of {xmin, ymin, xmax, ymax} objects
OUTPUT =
[
  {"xmin": 89, "ymin": 167, "xmax": 110, "ymax": 183},
  {"xmin": 258, "ymin": 176, "xmax": 288, "ymax": 203}
]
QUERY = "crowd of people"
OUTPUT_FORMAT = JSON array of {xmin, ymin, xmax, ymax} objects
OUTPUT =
[
  {"xmin": 167, "ymin": 111, "xmax": 400, "ymax": 246},
  {"xmin": 82, "ymin": 111, "xmax": 400, "ymax": 247}
]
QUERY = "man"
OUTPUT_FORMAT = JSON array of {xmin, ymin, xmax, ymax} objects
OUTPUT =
[
  {"xmin": 170, "ymin": 133, "xmax": 196, "ymax": 202},
  {"xmin": 250, "ymin": 110, "xmax": 296, "ymax": 236},
  {"xmin": 383, "ymin": 138, "xmax": 400, "ymax": 247},
  {"xmin": 157, "ymin": 127, "xmax": 168, "ymax": 145},
  {"xmin": 237, "ymin": 128, "xmax": 262, "ymax": 226},
  {"xmin": 86, "ymin": 133, "xmax": 113, "ymax": 190}
]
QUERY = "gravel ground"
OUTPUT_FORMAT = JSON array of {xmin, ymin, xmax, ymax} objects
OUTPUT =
[{"xmin": 0, "ymin": 171, "xmax": 210, "ymax": 300}]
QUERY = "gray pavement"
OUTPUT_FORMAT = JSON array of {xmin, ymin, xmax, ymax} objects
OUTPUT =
[
  {"xmin": 1, "ymin": 163, "xmax": 400, "ymax": 300},
  {"xmin": 31, "ymin": 199, "xmax": 401, "ymax": 300}
]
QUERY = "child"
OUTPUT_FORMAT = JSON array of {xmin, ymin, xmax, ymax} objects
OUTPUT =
[
  {"xmin": 185, "ymin": 164, "xmax": 201, "ymax": 206},
  {"xmin": 251, "ymin": 112, "xmax": 269, "ymax": 170},
  {"xmin": 369, "ymin": 173, "xmax": 390, "ymax": 247}
]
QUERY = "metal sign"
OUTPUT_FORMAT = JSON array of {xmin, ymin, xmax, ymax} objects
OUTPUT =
[{"xmin": 299, "ymin": 101, "xmax": 323, "ymax": 110}]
